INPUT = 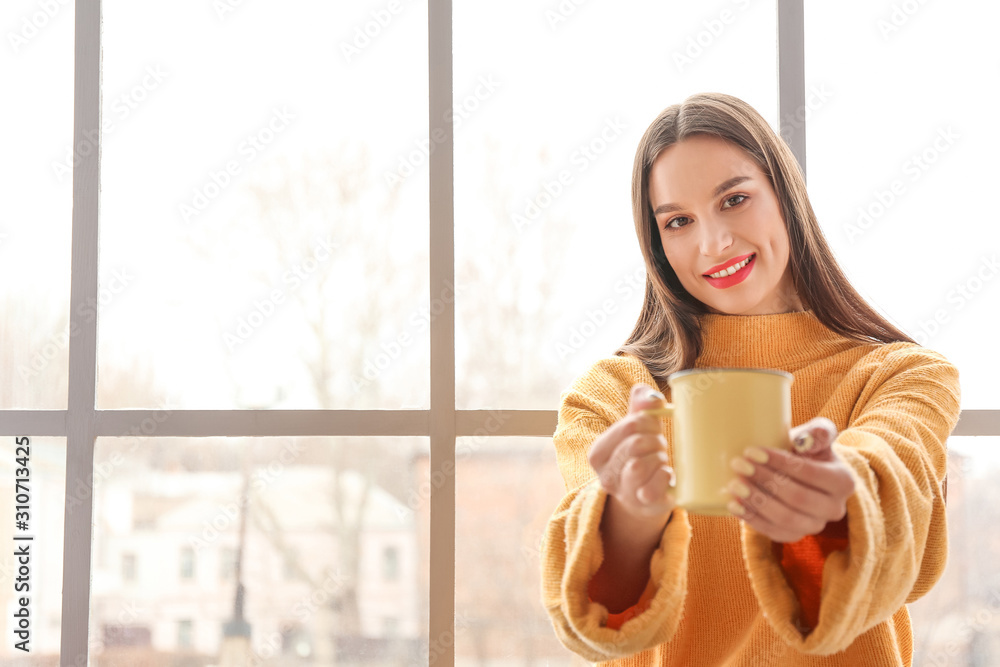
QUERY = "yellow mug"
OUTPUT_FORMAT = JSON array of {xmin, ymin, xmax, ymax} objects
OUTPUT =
[{"xmin": 643, "ymin": 367, "xmax": 793, "ymax": 516}]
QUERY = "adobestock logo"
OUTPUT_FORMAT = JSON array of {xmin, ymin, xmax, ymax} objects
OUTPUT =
[
  {"xmin": 553, "ymin": 265, "xmax": 645, "ymax": 360},
  {"xmin": 17, "ymin": 266, "xmax": 137, "ymax": 383},
  {"xmin": 671, "ymin": 0, "xmax": 753, "ymax": 73},
  {"xmin": 877, "ymin": 0, "xmax": 932, "ymax": 40},
  {"xmin": 909, "ymin": 254, "xmax": 1000, "ymax": 347},
  {"xmin": 51, "ymin": 65, "xmax": 169, "ymax": 183},
  {"xmin": 511, "ymin": 116, "xmax": 628, "ymax": 234},
  {"xmin": 7, "ymin": 0, "xmax": 71, "ymax": 54},
  {"xmin": 844, "ymin": 126, "xmax": 959, "ymax": 245},
  {"xmin": 224, "ymin": 235, "xmax": 339, "ymax": 351},
  {"xmin": 179, "ymin": 106, "xmax": 296, "ymax": 223},
  {"xmin": 188, "ymin": 440, "xmax": 306, "ymax": 551},
  {"xmin": 778, "ymin": 84, "xmax": 833, "ymax": 144},
  {"xmin": 340, "ymin": 0, "xmax": 417, "ymax": 63},
  {"xmin": 544, "ymin": 0, "xmax": 590, "ymax": 31},
  {"xmin": 61, "ymin": 397, "xmax": 177, "ymax": 513},
  {"xmin": 352, "ymin": 279, "xmax": 465, "ymax": 393},
  {"xmin": 395, "ymin": 410, "xmax": 507, "ymax": 518},
  {"xmin": 383, "ymin": 75, "xmax": 501, "ymax": 189},
  {"xmin": 213, "ymin": 0, "xmax": 250, "ymax": 20}
]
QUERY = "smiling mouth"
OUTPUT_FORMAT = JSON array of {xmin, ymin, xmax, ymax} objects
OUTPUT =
[{"xmin": 704, "ymin": 253, "xmax": 755, "ymax": 278}]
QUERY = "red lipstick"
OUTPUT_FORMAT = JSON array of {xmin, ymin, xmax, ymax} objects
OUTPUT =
[
  {"xmin": 704, "ymin": 253, "xmax": 755, "ymax": 289},
  {"xmin": 703, "ymin": 253, "xmax": 754, "ymax": 276}
]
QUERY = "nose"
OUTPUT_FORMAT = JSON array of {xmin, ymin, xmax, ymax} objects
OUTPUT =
[{"xmin": 698, "ymin": 216, "xmax": 733, "ymax": 258}]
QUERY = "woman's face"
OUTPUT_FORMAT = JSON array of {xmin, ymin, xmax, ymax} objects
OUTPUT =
[{"xmin": 648, "ymin": 133, "xmax": 803, "ymax": 315}]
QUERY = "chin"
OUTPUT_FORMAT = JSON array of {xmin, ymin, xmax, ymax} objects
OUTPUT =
[{"xmin": 704, "ymin": 301, "xmax": 765, "ymax": 317}]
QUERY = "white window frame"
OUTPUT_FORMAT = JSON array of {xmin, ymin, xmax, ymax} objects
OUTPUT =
[{"xmin": 0, "ymin": 1, "xmax": 996, "ymax": 664}]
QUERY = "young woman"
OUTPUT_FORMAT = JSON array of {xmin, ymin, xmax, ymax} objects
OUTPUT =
[{"xmin": 541, "ymin": 93, "xmax": 961, "ymax": 666}]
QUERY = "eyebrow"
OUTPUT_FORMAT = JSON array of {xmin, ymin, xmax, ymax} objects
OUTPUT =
[{"xmin": 652, "ymin": 175, "xmax": 752, "ymax": 216}]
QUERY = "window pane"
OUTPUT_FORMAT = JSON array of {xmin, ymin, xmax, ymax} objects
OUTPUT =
[
  {"xmin": 454, "ymin": 0, "xmax": 778, "ymax": 408},
  {"xmin": 455, "ymin": 436, "xmax": 580, "ymax": 665},
  {"xmin": 454, "ymin": 437, "xmax": 1000, "ymax": 666},
  {"xmin": 805, "ymin": 0, "xmax": 1000, "ymax": 409},
  {"xmin": 908, "ymin": 436, "xmax": 1000, "ymax": 664},
  {"xmin": 98, "ymin": 0, "xmax": 429, "ymax": 410},
  {"xmin": 1, "ymin": 1, "xmax": 75, "ymax": 409},
  {"xmin": 0, "ymin": 436, "xmax": 65, "ymax": 661},
  {"xmin": 90, "ymin": 436, "xmax": 428, "ymax": 665}
]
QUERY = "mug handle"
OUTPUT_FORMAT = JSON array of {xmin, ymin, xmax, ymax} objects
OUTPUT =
[{"xmin": 642, "ymin": 405, "xmax": 674, "ymax": 417}]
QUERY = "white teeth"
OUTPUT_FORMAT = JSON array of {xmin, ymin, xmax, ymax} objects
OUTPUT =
[{"xmin": 708, "ymin": 255, "xmax": 752, "ymax": 279}]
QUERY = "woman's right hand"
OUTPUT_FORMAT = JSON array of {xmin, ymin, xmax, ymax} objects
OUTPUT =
[{"xmin": 588, "ymin": 382, "xmax": 677, "ymax": 520}]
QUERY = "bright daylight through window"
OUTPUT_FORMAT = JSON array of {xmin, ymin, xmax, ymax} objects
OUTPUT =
[{"xmin": 0, "ymin": 0, "xmax": 997, "ymax": 665}]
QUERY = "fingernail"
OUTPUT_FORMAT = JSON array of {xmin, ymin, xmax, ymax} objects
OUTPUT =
[
  {"xmin": 727, "ymin": 500, "xmax": 746, "ymax": 516},
  {"xmin": 730, "ymin": 457, "xmax": 755, "ymax": 476},
  {"xmin": 744, "ymin": 447, "xmax": 769, "ymax": 464},
  {"xmin": 647, "ymin": 390, "xmax": 665, "ymax": 402},
  {"xmin": 727, "ymin": 479, "xmax": 752, "ymax": 499},
  {"xmin": 794, "ymin": 432, "xmax": 814, "ymax": 453}
]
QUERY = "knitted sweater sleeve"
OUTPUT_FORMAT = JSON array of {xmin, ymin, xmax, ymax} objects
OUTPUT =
[
  {"xmin": 540, "ymin": 356, "xmax": 693, "ymax": 662},
  {"xmin": 741, "ymin": 344, "xmax": 962, "ymax": 655}
]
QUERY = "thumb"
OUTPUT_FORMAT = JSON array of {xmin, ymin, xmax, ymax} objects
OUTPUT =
[
  {"xmin": 790, "ymin": 416, "xmax": 838, "ymax": 461},
  {"xmin": 629, "ymin": 383, "xmax": 666, "ymax": 415}
]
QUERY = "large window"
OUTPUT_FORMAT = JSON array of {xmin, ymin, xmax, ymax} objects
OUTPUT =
[{"xmin": 1, "ymin": 0, "xmax": 997, "ymax": 665}]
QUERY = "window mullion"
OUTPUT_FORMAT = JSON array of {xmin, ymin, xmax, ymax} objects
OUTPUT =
[
  {"xmin": 60, "ymin": 0, "xmax": 102, "ymax": 663},
  {"xmin": 2, "ymin": 408, "xmax": 998, "ymax": 438},
  {"xmin": 428, "ymin": 0, "xmax": 456, "ymax": 665},
  {"xmin": 777, "ymin": 0, "xmax": 806, "ymax": 181}
]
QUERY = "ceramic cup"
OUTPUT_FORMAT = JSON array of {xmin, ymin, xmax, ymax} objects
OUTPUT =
[{"xmin": 643, "ymin": 367, "xmax": 794, "ymax": 515}]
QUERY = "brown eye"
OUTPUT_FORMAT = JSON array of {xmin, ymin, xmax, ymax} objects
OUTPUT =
[{"xmin": 723, "ymin": 194, "xmax": 747, "ymax": 208}]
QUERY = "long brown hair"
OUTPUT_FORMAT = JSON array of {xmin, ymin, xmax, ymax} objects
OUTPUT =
[{"xmin": 617, "ymin": 92, "xmax": 915, "ymax": 388}]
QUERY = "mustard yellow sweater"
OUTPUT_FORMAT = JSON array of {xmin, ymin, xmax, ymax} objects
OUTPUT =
[{"xmin": 541, "ymin": 310, "xmax": 961, "ymax": 666}]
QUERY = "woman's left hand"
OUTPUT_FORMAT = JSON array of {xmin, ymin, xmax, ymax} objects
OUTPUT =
[{"xmin": 726, "ymin": 416, "xmax": 857, "ymax": 543}]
